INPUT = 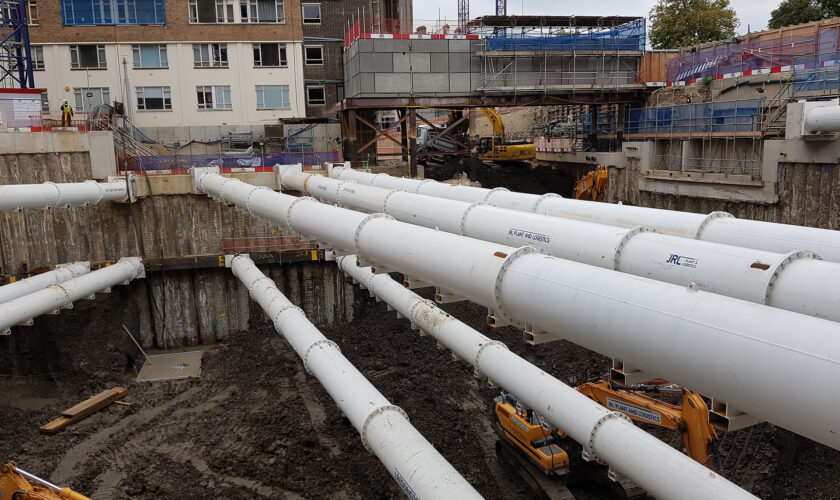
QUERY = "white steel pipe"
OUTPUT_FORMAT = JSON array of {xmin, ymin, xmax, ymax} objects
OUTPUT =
[
  {"xmin": 336, "ymin": 255, "xmax": 755, "ymax": 500},
  {"xmin": 804, "ymin": 105, "xmax": 840, "ymax": 133},
  {"xmin": 0, "ymin": 179, "xmax": 129, "ymax": 211},
  {"xmin": 230, "ymin": 255, "xmax": 481, "ymax": 500},
  {"xmin": 329, "ymin": 166, "xmax": 840, "ymax": 263},
  {"xmin": 0, "ymin": 258, "xmax": 145, "ymax": 334},
  {"xmin": 283, "ymin": 169, "xmax": 840, "ymax": 323},
  {"xmin": 0, "ymin": 262, "xmax": 90, "ymax": 304},
  {"xmin": 197, "ymin": 170, "xmax": 840, "ymax": 451}
]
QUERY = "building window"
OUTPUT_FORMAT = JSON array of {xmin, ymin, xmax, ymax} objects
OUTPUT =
[
  {"xmin": 27, "ymin": 0, "xmax": 39, "ymax": 25},
  {"xmin": 32, "ymin": 46, "xmax": 45, "ymax": 70},
  {"xmin": 136, "ymin": 86, "xmax": 172, "ymax": 110},
  {"xmin": 70, "ymin": 45, "xmax": 107, "ymax": 69},
  {"xmin": 73, "ymin": 87, "xmax": 110, "ymax": 111},
  {"xmin": 193, "ymin": 43, "xmax": 228, "ymax": 67},
  {"xmin": 132, "ymin": 44, "xmax": 167, "ymax": 68},
  {"xmin": 306, "ymin": 87, "xmax": 325, "ymax": 106},
  {"xmin": 255, "ymin": 85, "xmax": 290, "ymax": 109},
  {"xmin": 304, "ymin": 45, "xmax": 323, "ymax": 65},
  {"xmin": 196, "ymin": 85, "xmax": 232, "ymax": 110},
  {"xmin": 189, "ymin": 0, "xmax": 233, "ymax": 23},
  {"xmin": 241, "ymin": 0, "xmax": 284, "ymax": 23},
  {"xmin": 61, "ymin": 0, "xmax": 166, "ymax": 26},
  {"xmin": 301, "ymin": 3, "xmax": 320, "ymax": 24},
  {"xmin": 253, "ymin": 43, "xmax": 287, "ymax": 67}
]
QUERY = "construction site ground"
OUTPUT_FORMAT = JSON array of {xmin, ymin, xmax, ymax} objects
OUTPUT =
[{"xmin": 2, "ymin": 280, "xmax": 840, "ymax": 499}]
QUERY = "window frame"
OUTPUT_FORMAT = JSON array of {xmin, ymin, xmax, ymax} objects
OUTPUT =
[
  {"xmin": 304, "ymin": 45, "xmax": 323, "ymax": 65},
  {"xmin": 255, "ymin": 84, "xmax": 290, "ymax": 110},
  {"xmin": 73, "ymin": 87, "xmax": 110, "ymax": 112},
  {"xmin": 27, "ymin": 0, "xmax": 39, "ymax": 26},
  {"xmin": 306, "ymin": 86, "xmax": 326, "ymax": 106},
  {"xmin": 31, "ymin": 45, "xmax": 45, "ymax": 70},
  {"xmin": 301, "ymin": 3, "xmax": 320, "ymax": 24},
  {"xmin": 241, "ymin": 0, "xmax": 285, "ymax": 23},
  {"xmin": 253, "ymin": 43, "xmax": 288, "ymax": 68},
  {"xmin": 189, "ymin": 0, "xmax": 234, "ymax": 23},
  {"xmin": 193, "ymin": 43, "xmax": 229, "ymax": 68},
  {"xmin": 132, "ymin": 44, "xmax": 168, "ymax": 69},
  {"xmin": 196, "ymin": 85, "xmax": 232, "ymax": 110},
  {"xmin": 136, "ymin": 86, "xmax": 173, "ymax": 111},
  {"xmin": 69, "ymin": 44, "xmax": 107, "ymax": 70},
  {"xmin": 61, "ymin": 0, "xmax": 165, "ymax": 26}
]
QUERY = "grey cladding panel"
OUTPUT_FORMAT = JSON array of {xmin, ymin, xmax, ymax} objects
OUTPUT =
[
  {"xmin": 448, "ymin": 52, "xmax": 470, "ymax": 72},
  {"xmin": 375, "ymin": 73, "xmax": 411, "ymax": 93},
  {"xmin": 410, "ymin": 52, "xmax": 431, "ymax": 73},
  {"xmin": 449, "ymin": 73, "xmax": 470, "ymax": 93},
  {"xmin": 393, "ymin": 52, "xmax": 410, "ymax": 72},
  {"xmin": 360, "ymin": 52, "xmax": 394, "ymax": 72},
  {"xmin": 449, "ymin": 39, "xmax": 471, "ymax": 52},
  {"xmin": 411, "ymin": 39, "xmax": 449, "ymax": 52},
  {"xmin": 431, "ymin": 53, "xmax": 449, "ymax": 72},
  {"xmin": 361, "ymin": 73, "xmax": 375, "ymax": 94},
  {"xmin": 412, "ymin": 73, "xmax": 450, "ymax": 93},
  {"xmin": 358, "ymin": 39, "xmax": 374, "ymax": 52}
]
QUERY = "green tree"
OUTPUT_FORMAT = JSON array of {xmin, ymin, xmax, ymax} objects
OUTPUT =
[
  {"xmin": 649, "ymin": 0, "xmax": 740, "ymax": 49},
  {"xmin": 768, "ymin": 0, "xmax": 840, "ymax": 29}
]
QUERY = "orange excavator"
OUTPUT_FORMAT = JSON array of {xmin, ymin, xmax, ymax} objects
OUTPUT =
[
  {"xmin": 0, "ymin": 463, "xmax": 90, "ymax": 500},
  {"xmin": 494, "ymin": 379, "xmax": 718, "ymax": 499},
  {"xmin": 573, "ymin": 165, "xmax": 608, "ymax": 201}
]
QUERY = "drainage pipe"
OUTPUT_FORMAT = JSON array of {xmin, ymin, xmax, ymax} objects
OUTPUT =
[
  {"xmin": 283, "ymin": 169, "xmax": 840, "ymax": 323},
  {"xmin": 0, "ymin": 262, "xmax": 90, "ymax": 304},
  {"xmin": 329, "ymin": 166, "xmax": 840, "ymax": 263},
  {"xmin": 197, "ymin": 170, "xmax": 840, "ymax": 451},
  {"xmin": 337, "ymin": 255, "xmax": 755, "ymax": 500},
  {"xmin": 230, "ymin": 254, "xmax": 482, "ymax": 500},
  {"xmin": 0, "ymin": 179, "xmax": 130, "ymax": 211},
  {"xmin": 0, "ymin": 258, "xmax": 145, "ymax": 334}
]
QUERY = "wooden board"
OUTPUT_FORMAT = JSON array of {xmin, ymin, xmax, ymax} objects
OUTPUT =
[{"xmin": 40, "ymin": 387, "xmax": 127, "ymax": 435}]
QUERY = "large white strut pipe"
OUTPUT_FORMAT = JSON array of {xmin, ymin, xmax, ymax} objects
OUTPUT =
[
  {"xmin": 804, "ymin": 104, "xmax": 840, "ymax": 133},
  {"xmin": 230, "ymin": 255, "xmax": 482, "ymax": 500},
  {"xmin": 282, "ymin": 168, "xmax": 840, "ymax": 323},
  {"xmin": 0, "ymin": 179, "xmax": 129, "ymax": 211},
  {"xmin": 0, "ymin": 262, "xmax": 90, "ymax": 304},
  {"xmin": 329, "ymin": 166, "xmax": 840, "ymax": 263},
  {"xmin": 0, "ymin": 258, "xmax": 145, "ymax": 334},
  {"xmin": 336, "ymin": 255, "xmax": 755, "ymax": 500},
  {"xmin": 196, "ymin": 170, "xmax": 840, "ymax": 451}
]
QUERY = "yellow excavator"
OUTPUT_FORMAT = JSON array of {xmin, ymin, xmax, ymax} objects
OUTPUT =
[
  {"xmin": 494, "ymin": 379, "xmax": 718, "ymax": 499},
  {"xmin": 0, "ymin": 463, "xmax": 90, "ymax": 500},
  {"xmin": 476, "ymin": 108, "xmax": 536, "ymax": 163},
  {"xmin": 573, "ymin": 165, "xmax": 608, "ymax": 201}
]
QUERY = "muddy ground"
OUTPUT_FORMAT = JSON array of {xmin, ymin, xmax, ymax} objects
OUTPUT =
[{"xmin": 2, "ymin": 275, "xmax": 840, "ymax": 499}]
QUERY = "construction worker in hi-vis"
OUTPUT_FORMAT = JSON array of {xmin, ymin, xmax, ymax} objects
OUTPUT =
[{"xmin": 61, "ymin": 100, "xmax": 74, "ymax": 127}]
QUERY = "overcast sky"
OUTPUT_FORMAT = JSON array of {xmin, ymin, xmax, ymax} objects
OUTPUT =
[{"xmin": 414, "ymin": 0, "xmax": 774, "ymax": 35}]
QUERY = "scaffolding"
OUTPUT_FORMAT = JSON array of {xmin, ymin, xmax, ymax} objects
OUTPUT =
[
  {"xmin": 0, "ymin": 0, "xmax": 32, "ymax": 88},
  {"xmin": 470, "ymin": 16, "xmax": 645, "ymax": 92}
]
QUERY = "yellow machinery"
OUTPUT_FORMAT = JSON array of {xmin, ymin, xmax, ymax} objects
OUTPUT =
[
  {"xmin": 494, "ymin": 379, "xmax": 718, "ymax": 498},
  {"xmin": 0, "ymin": 463, "xmax": 90, "ymax": 500},
  {"xmin": 477, "ymin": 108, "xmax": 536, "ymax": 163},
  {"xmin": 573, "ymin": 165, "xmax": 608, "ymax": 201}
]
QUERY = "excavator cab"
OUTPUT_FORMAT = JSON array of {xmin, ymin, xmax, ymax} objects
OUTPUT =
[{"xmin": 478, "ymin": 136, "xmax": 493, "ymax": 156}]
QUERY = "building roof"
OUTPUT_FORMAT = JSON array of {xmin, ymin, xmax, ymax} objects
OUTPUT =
[{"xmin": 470, "ymin": 15, "xmax": 644, "ymax": 28}]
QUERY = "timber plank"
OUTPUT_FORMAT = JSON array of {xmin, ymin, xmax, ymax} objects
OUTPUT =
[{"xmin": 40, "ymin": 387, "xmax": 127, "ymax": 435}]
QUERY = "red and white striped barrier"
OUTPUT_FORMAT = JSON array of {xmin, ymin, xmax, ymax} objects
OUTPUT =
[{"xmin": 346, "ymin": 32, "xmax": 478, "ymax": 48}]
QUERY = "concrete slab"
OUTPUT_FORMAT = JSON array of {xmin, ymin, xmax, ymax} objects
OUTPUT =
[
  {"xmin": 411, "ymin": 39, "xmax": 449, "ymax": 52},
  {"xmin": 410, "ymin": 53, "xmax": 431, "ymax": 73},
  {"xmin": 375, "ymin": 73, "xmax": 411, "ymax": 93},
  {"xmin": 136, "ymin": 351, "xmax": 204, "ymax": 382},
  {"xmin": 450, "ymin": 73, "xmax": 471, "ymax": 93},
  {"xmin": 360, "ymin": 52, "xmax": 394, "ymax": 73},
  {"xmin": 448, "ymin": 52, "xmax": 471, "ymax": 72},
  {"xmin": 413, "ymin": 73, "xmax": 449, "ymax": 93},
  {"xmin": 449, "ymin": 39, "xmax": 472, "ymax": 52},
  {"xmin": 430, "ymin": 53, "xmax": 449, "ymax": 73},
  {"xmin": 393, "ymin": 52, "xmax": 410, "ymax": 73}
]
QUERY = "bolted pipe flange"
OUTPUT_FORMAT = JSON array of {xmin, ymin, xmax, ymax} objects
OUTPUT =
[
  {"xmin": 245, "ymin": 186, "xmax": 270, "ymax": 216},
  {"xmin": 612, "ymin": 226, "xmax": 655, "ymax": 270},
  {"xmin": 413, "ymin": 178, "xmax": 437, "ymax": 195},
  {"xmin": 371, "ymin": 173, "xmax": 391, "ymax": 187},
  {"xmin": 215, "ymin": 177, "xmax": 238, "ymax": 205},
  {"xmin": 298, "ymin": 172, "xmax": 314, "ymax": 194},
  {"xmin": 334, "ymin": 180, "xmax": 357, "ymax": 207},
  {"xmin": 44, "ymin": 181, "xmax": 62, "ymax": 209},
  {"xmin": 492, "ymin": 246, "xmax": 539, "ymax": 328},
  {"xmin": 763, "ymin": 250, "xmax": 820, "ymax": 305},
  {"xmin": 271, "ymin": 304, "xmax": 304, "ymax": 329},
  {"xmin": 248, "ymin": 276, "xmax": 276, "ymax": 301},
  {"xmin": 52, "ymin": 283, "xmax": 74, "ymax": 310},
  {"xmin": 694, "ymin": 211, "xmax": 734, "ymax": 239},
  {"xmin": 353, "ymin": 213, "xmax": 395, "ymax": 255},
  {"xmin": 473, "ymin": 340, "xmax": 508, "ymax": 379},
  {"xmin": 482, "ymin": 186, "xmax": 510, "ymax": 203},
  {"xmin": 360, "ymin": 405, "xmax": 409, "ymax": 452},
  {"xmin": 531, "ymin": 193, "xmax": 562, "ymax": 213},
  {"xmin": 84, "ymin": 179, "xmax": 105, "ymax": 205},
  {"xmin": 459, "ymin": 201, "xmax": 489, "ymax": 236},
  {"xmin": 582, "ymin": 411, "xmax": 632, "ymax": 464},
  {"xmin": 302, "ymin": 338, "xmax": 340, "ymax": 375},
  {"xmin": 381, "ymin": 188, "xmax": 405, "ymax": 213},
  {"xmin": 197, "ymin": 170, "xmax": 215, "ymax": 194},
  {"xmin": 284, "ymin": 196, "xmax": 317, "ymax": 229}
]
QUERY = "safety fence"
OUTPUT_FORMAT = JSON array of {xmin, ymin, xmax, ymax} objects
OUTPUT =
[{"xmin": 484, "ymin": 20, "xmax": 645, "ymax": 52}]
